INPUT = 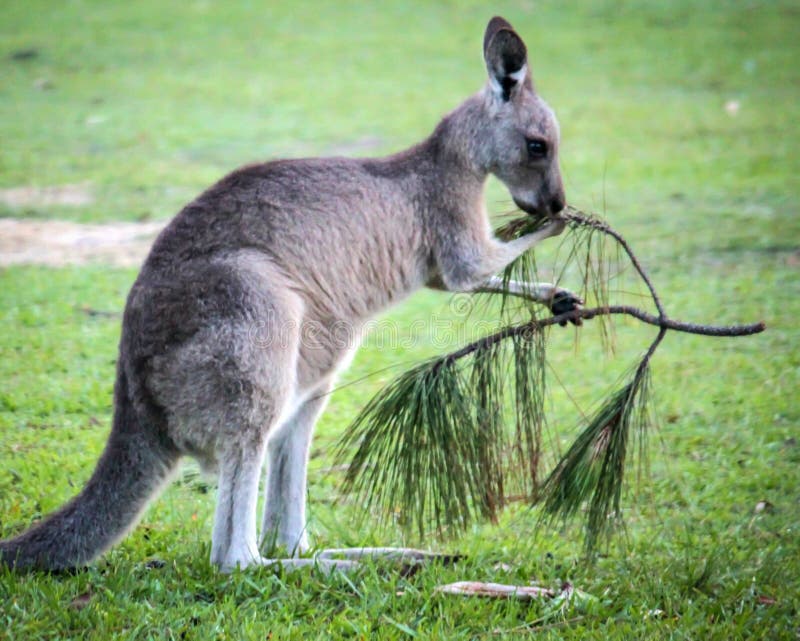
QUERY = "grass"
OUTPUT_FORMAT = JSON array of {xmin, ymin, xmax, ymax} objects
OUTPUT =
[{"xmin": 1, "ymin": 0, "xmax": 799, "ymax": 638}]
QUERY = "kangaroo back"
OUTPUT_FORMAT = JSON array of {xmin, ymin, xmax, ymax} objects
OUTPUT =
[{"xmin": 0, "ymin": 369, "xmax": 178, "ymax": 571}]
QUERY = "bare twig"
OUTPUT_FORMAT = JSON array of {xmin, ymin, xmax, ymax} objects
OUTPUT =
[
  {"xmin": 441, "ymin": 306, "xmax": 764, "ymax": 366},
  {"xmin": 562, "ymin": 207, "xmax": 667, "ymax": 318}
]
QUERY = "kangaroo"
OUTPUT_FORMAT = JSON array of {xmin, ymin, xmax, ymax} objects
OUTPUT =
[{"xmin": 0, "ymin": 16, "xmax": 580, "ymax": 573}]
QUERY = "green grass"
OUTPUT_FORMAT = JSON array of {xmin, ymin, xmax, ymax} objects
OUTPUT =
[{"xmin": 1, "ymin": 0, "xmax": 799, "ymax": 638}]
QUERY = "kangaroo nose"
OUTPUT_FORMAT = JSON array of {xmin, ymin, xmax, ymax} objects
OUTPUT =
[{"xmin": 549, "ymin": 196, "xmax": 565, "ymax": 214}]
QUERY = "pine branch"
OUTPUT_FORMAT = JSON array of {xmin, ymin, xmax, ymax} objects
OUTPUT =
[{"xmin": 336, "ymin": 207, "xmax": 766, "ymax": 550}]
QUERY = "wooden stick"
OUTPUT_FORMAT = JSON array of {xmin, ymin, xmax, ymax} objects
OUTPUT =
[{"xmin": 443, "ymin": 306, "xmax": 765, "ymax": 365}]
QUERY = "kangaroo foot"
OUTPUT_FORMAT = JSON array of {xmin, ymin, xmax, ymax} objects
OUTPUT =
[{"xmin": 315, "ymin": 547, "xmax": 463, "ymax": 577}]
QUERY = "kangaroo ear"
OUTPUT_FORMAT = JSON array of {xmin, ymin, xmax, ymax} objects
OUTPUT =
[{"xmin": 483, "ymin": 16, "xmax": 530, "ymax": 101}]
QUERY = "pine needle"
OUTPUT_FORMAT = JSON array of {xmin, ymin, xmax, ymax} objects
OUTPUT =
[
  {"xmin": 539, "ymin": 360, "xmax": 654, "ymax": 553},
  {"xmin": 511, "ymin": 328, "xmax": 546, "ymax": 497}
]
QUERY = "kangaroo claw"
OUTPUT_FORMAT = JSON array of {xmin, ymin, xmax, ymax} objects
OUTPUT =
[{"xmin": 550, "ymin": 289, "xmax": 583, "ymax": 326}]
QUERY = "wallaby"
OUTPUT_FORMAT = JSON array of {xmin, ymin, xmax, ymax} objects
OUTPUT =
[{"xmin": 0, "ymin": 16, "xmax": 580, "ymax": 573}]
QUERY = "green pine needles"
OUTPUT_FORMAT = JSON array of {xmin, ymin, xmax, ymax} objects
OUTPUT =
[
  {"xmin": 336, "ymin": 208, "xmax": 765, "ymax": 553},
  {"xmin": 539, "ymin": 335, "xmax": 660, "ymax": 552},
  {"xmin": 337, "ymin": 327, "xmax": 547, "ymax": 539}
]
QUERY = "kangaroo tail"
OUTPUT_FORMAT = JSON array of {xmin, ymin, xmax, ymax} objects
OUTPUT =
[{"xmin": 0, "ymin": 371, "xmax": 179, "ymax": 571}]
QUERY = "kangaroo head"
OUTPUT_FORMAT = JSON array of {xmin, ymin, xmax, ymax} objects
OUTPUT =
[{"xmin": 478, "ymin": 17, "xmax": 565, "ymax": 217}]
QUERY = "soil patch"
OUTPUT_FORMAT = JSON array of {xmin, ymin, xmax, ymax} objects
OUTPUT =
[
  {"xmin": 0, "ymin": 183, "xmax": 93, "ymax": 208},
  {"xmin": 0, "ymin": 218, "xmax": 164, "ymax": 268}
]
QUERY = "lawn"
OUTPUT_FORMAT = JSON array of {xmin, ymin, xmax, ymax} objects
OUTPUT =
[{"xmin": 1, "ymin": 0, "xmax": 798, "ymax": 639}]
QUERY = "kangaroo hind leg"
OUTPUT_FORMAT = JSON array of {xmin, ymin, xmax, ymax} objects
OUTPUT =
[
  {"xmin": 177, "ymin": 318, "xmax": 293, "ymax": 573},
  {"xmin": 214, "ymin": 403, "xmax": 360, "ymax": 574},
  {"xmin": 259, "ymin": 381, "xmax": 333, "ymax": 557}
]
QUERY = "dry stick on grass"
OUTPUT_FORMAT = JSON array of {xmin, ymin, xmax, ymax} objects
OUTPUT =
[
  {"xmin": 435, "ymin": 581, "xmax": 558, "ymax": 599},
  {"xmin": 337, "ymin": 207, "xmax": 766, "ymax": 552}
]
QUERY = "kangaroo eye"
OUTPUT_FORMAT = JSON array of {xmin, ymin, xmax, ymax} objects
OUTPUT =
[{"xmin": 526, "ymin": 138, "xmax": 548, "ymax": 160}]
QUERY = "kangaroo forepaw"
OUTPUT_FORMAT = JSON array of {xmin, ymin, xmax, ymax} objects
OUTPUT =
[
  {"xmin": 545, "ymin": 216, "xmax": 567, "ymax": 238},
  {"xmin": 550, "ymin": 289, "xmax": 583, "ymax": 326}
]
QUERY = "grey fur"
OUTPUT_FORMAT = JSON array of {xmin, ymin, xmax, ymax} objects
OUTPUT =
[{"xmin": 0, "ymin": 17, "xmax": 572, "ymax": 572}]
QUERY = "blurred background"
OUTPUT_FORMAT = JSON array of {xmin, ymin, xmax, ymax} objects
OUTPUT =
[
  {"xmin": 1, "ymin": 1, "xmax": 798, "ymax": 638},
  {"xmin": 2, "ymin": 1, "xmax": 797, "ymax": 231}
]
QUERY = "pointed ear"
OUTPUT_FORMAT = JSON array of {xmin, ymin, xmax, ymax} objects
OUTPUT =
[{"xmin": 483, "ymin": 16, "xmax": 530, "ymax": 101}]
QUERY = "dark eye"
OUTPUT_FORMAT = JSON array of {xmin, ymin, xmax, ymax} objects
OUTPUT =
[{"xmin": 526, "ymin": 138, "xmax": 548, "ymax": 160}]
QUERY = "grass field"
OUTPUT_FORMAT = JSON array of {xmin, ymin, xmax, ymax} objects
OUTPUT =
[{"xmin": 1, "ymin": 1, "xmax": 799, "ymax": 639}]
